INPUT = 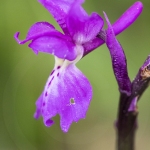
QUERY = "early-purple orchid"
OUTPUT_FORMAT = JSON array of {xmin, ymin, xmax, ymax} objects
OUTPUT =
[
  {"xmin": 15, "ymin": 0, "xmax": 104, "ymax": 132},
  {"xmin": 14, "ymin": 0, "xmax": 143, "ymax": 132}
]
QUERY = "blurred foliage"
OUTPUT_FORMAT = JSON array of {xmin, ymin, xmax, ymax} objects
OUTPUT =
[{"xmin": 0, "ymin": 0, "xmax": 150, "ymax": 150}]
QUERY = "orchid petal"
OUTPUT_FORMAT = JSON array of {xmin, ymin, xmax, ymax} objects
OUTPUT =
[
  {"xmin": 15, "ymin": 22, "xmax": 57, "ymax": 44},
  {"xmin": 29, "ymin": 35, "xmax": 76, "ymax": 61},
  {"xmin": 112, "ymin": 1, "xmax": 143, "ymax": 35},
  {"xmin": 67, "ymin": 2, "xmax": 104, "ymax": 44},
  {"xmin": 83, "ymin": 1, "xmax": 143, "ymax": 56},
  {"xmin": 14, "ymin": 22, "xmax": 72, "ymax": 44},
  {"xmin": 104, "ymin": 12, "xmax": 131, "ymax": 95},
  {"xmin": 14, "ymin": 22, "xmax": 77, "ymax": 61},
  {"xmin": 35, "ymin": 63, "xmax": 92, "ymax": 132},
  {"xmin": 38, "ymin": 0, "xmax": 84, "ymax": 35}
]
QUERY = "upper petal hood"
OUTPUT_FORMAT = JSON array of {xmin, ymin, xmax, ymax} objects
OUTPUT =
[
  {"xmin": 38, "ymin": 0, "xmax": 85, "ymax": 35},
  {"xmin": 66, "ymin": 1, "xmax": 103, "ymax": 44}
]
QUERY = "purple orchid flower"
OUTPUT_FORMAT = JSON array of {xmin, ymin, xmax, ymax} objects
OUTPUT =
[
  {"xmin": 14, "ymin": 0, "xmax": 143, "ymax": 132},
  {"xmin": 15, "ymin": 0, "xmax": 104, "ymax": 132}
]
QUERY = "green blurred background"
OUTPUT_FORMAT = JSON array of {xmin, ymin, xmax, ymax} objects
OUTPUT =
[{"xmin": 1, "ymin": 0, "xmax": 150, "ymax": 149}]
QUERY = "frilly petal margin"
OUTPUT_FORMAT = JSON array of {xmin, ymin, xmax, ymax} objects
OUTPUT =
[
  {"xmin": 104, "ymin": 12, "xmax": 131, "ymax": 95},
  {"xmin": 83, "ymin": 1, "xmax": 143, "ymax": 56},
  {"xmin": 67, "ymin": 0, "xmax": 104, "ymax": 44},
  {"xmin": 38, "ymin": 0, "xmax": 84, "ymax": 35},
  {"xmin": 34, "ymin": 63, "xmax": 92, "ymax": 132}
]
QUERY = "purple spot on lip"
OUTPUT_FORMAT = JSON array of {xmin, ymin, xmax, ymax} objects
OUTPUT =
[
  {"xmin": 57, "ymin": 73, "xmax": 59, "ymax": 77},
  {"xmin": 48, "ymin": 81, "xmax": 51, "ymax": 86},
  {"xmin": 50, "ymin": 70, "xmax": 55, "ymax": 76},
  {"xmin": 57, "ymin": 66, "xmax": 61, "ymax": 69},
  {"xmin": 45, "ymin": 92, "xmax": 48, "ymax": 97},
  {"xmin": 48, "ymin": 76, "xmax": 55, "ymax": 86},
  {"xmin": 45, "ymin": 119, "xmax": 54, "ymax": 127},
  {"xmin": 43, "ymin": 102, "xmax": 45, "ymax": 106}
]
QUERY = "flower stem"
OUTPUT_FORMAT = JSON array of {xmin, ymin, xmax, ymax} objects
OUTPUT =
[
  {"xmin": 116, "ymin": 93, "xmax": 138, "ymax": 150},
  {"xmin": 116, "ymin": 56, "xmax": 150, "ymax": 150}
]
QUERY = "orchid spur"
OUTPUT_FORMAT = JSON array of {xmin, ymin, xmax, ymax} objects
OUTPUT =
[{"xmin": 14, "ymin": 0, "xmax": 143, "ymax": 132}]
